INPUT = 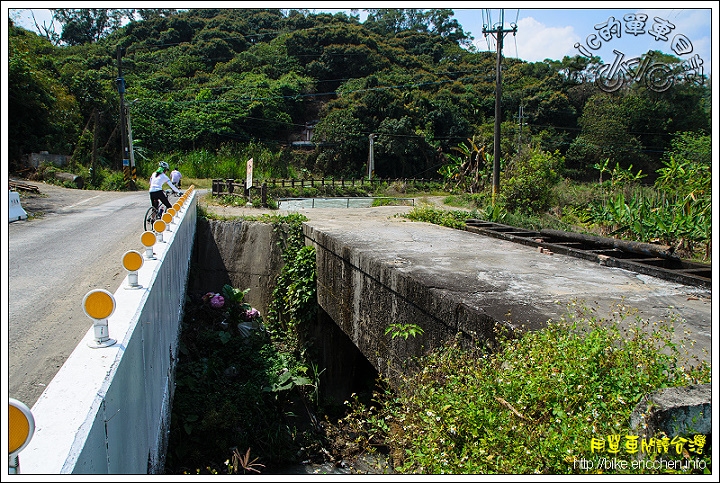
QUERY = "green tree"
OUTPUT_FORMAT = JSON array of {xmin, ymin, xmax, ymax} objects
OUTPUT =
[
  {"xmin": 52, "ymin": 8, "xmax": 133, "ymax": 45},
  {"xmin": 313, "ymin": 108, "xmax": 366, "ymax": 176},
  {"xmin": 8, "ymin": 24, "xmax": 81, "ymax": 164},
  {"xmin": 565, "ymin": 94, "xmax": 643, "ymax": 180},
  {"xmin": 664, "ymin": 131, "xmax": 710, "ymax": 166}
]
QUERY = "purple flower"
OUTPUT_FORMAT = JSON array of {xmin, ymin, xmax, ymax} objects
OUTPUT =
[
  {"xmin": 245, "ymin": 308, "xmax": 260, "ymax": 320},
  {"xmin": 210, "ymin": 294, "xmax": 225, "ymax": 309}
]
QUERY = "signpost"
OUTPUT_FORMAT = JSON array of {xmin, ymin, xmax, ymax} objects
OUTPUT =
[{"xmin": 246, "ymin": 158, "xmax": 254, "ymax": 189}]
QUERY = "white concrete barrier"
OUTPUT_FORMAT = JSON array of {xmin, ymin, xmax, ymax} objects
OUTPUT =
[
  {"xmin": 19, "ymin": 189, "xmax": 197, "ymax": 474},
  {"xmin": 9, "ymin": 190, "xmax": 28, "ymax": 222}
]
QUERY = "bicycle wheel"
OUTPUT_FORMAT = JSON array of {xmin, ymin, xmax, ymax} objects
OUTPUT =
[{"xmin": 144, "ymin": 206, "xmax": 158, "ymax": 231}]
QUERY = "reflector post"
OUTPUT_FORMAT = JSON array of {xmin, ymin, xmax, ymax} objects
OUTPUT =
[
  {"xmin": 9, "ymin": 398, "xmax": 35, "ymax": 474},
  {"xmin": 82, "ymin": 289, "xmax": 117, "ymax": 348},
  {"xmin": 153, "ymin": 220, "xmax": 166, "ymax": 242},
  {"xmin": 122, "ymin": 250, "xmax": 144, "ymax": 289},
  {"xmin": 162, "ymin": 212, "xmax": 173, "ymax": 232},
  {"xmin": 141, "ymin": 231, "xmax": 156, "ymax": 259}
]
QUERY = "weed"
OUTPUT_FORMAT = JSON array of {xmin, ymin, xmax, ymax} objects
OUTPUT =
[
  {"xmin": 402, "ymin": 206, "xmax": 474, "ymax": 229},
  {"xmin": 385, "ymin": 323, "xmax": 424, "ymax": 340},
  {"xmin": 229, "ymin": 447, "xmax": 266, "ymax": 474}
]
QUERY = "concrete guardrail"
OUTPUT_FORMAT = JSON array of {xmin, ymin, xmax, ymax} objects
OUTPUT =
[{"xmin": 15, "ymin": 187, "xmax": 197, "ymax": 474}]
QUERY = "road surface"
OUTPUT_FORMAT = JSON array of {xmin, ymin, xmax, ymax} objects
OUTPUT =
[{"xmin": 6, "ymin": 181, "xmax": 151, "ymax": 407}]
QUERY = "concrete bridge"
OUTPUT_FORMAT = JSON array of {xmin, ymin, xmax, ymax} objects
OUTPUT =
[
  {"xmin": 13, "ymin": 204, "xmax": 712, "ymax": 474},
  {"xmin": 302, "ymin": 215, "xmax": 712, "ymax": 390}
]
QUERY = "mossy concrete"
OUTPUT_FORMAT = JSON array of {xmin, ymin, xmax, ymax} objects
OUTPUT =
[
  {"xmin": 189, "ymin": 218, "xmax": 285, "ymax": 317},
  {"xmin": 303, "ymin": 217, "xmax": 711, "ymax": 387}
]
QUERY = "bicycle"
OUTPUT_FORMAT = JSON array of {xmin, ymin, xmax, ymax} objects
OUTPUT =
[{"xmin": 144, "ymin": 189, "xmax": 180, "ymax": 231}]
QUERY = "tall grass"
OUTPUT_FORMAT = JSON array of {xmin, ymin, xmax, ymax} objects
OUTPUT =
[{"xmin": 144, "ymin": 142, "xmax": 292, "ymax": 182}]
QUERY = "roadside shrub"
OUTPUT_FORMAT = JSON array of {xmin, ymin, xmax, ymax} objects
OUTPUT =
[{"xmin": 98, "ymin": 169, "xmax": 128, "ymax": 191}]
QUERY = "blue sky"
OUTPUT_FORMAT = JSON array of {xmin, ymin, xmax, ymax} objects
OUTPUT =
[
  {"xmin": 454, "ymin": 6, "xmax": 714, "ymax": 74},
  {"xmin": 6, "ymin": 2, "xmax": 716, "ymax": 75}
]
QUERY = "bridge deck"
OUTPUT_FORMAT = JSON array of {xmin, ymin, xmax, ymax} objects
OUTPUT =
[{"xmin": 303, "ymin": 216, "xmax": 711, "ymax": 374}]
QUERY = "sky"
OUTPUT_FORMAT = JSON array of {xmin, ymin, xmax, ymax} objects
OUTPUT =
[{"xmin": 5, "ymin": 2, "xmax": 716, "ymax": 76}]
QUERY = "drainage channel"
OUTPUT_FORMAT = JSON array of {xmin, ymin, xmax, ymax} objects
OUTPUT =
[{"xmin": 464, "ymin": 219, "xmax": 711, "ymax": 289}]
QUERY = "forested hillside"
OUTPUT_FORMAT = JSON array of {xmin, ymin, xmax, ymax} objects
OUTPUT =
[{"xmin": 8, "ymin": 8, "xmax": 711, "ymax": 181}]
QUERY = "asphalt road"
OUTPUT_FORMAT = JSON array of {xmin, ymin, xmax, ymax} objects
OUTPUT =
[{"xmin": 6, "ymin": 181, "xmax": 152, "ymax": 407}]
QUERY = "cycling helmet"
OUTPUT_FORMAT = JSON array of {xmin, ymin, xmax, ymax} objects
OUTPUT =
[{"xmin": 159, "ymin": 161, "xmax": 170, "ymax": 171}]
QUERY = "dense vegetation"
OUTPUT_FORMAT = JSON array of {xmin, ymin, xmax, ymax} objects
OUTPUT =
[
  {"xmin": 9, "ymin": 8, "xmax": 710, "ymax": 181},
  {"xmin": 9, "ymin": 8, "xmax": 712, "ymax": 258},
  {"xmin": 340, "ymin": 304, "xmax": 711, "ymax": 474}
]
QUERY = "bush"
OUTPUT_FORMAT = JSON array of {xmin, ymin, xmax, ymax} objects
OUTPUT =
[
  {"xmin": 98, "ymin": 169, "xmax": 128, "ymax": 191},
  {"xmin": 342, "ymin": 302, "xmax": 711, "ymax": 474},
  {"xmin": 501, "ymin": 148, "xmax": 564, "ymax": 214}
]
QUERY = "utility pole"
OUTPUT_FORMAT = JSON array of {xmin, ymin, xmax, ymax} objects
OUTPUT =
[
  {"xmin": 126, "ymin": 104, "xmax": 136, "ymax": 186},
  {"xmin": 368, "ymin": 133, "xmax": 376, "ymax": 180},
  {"xmin": 516, "ymin": 104, "xmax": 527, "ymax": 151},
  {"xmin": 116, "ymin": 46, "xmax": 134, "ymax": 189},
  {"xmin": 483, "ymin": 10, "xmax": 517, "ymax": 203},
  {"xmin": 91, "ymin": 109, "xmax": 99, "ymax": 186}
]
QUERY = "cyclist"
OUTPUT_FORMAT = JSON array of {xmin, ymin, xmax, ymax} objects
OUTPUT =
[
  {"xmin": 149, "ymin": 161, "xmax": 181, "ymax": 213},
  {"xmin": 170, "ymin": 166, "xmax": 182, "ymax": 188}
]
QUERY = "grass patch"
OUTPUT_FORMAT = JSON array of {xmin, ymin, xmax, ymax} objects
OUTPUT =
[{"xmin": 402, "ymin": 205, "xmax": 476, "ymax": 229}]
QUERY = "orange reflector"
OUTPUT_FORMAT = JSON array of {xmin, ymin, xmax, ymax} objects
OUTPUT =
[
  {"xmin": 9, "ymin": 399, "xmax": 34, "ymax": 455},
  {"xmin": 83, "ymin": 289, "xmax": 116, "ymax": 320},
  {"xmin": 167, "ymin": 208, "xmax": 176, "ymax": 217},
  {"xmin": 173, "ymin": 203, "xmax": 181, "ymax": 212},
  {"xmin": 122, "ymin": 250, "xmax": 144, "ymax": 272},
  {"xmin": 153, "ymin": 220, "xmax": 166, "ymax": 233},
  {"xmin": 162, "ymin": 212, "xmax": 173, "ymax": 224},
  {"xmin": 141, "ymin": 231, "xmax": 156, "ymax": 247}
]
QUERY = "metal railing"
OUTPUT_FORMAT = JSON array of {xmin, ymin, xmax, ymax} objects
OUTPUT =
[
  {"xmin": 212, "ymin": 178, "xmax": 441, "ymax": 198},
  {"xmin": 277, "ymin": 196, "xmax": 415, "ymax": 209}
]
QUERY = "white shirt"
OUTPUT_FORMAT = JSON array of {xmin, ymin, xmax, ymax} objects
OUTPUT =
[
  {"xmin": 149, "ymin": 172, "xmax": 179, "ymax": 193},
  {"xmin": 170, "ymin": 169, "xmax": 182, "ymax": 184}
]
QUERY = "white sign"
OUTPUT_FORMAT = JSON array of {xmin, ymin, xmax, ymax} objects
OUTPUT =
[{"xmin": 246, "ymin": 158, "xmax": 253, "ymax": 189}]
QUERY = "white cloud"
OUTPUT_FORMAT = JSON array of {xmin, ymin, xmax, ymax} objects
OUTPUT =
[{"xmin": 512, "ymin": 16, "xmax": 581, "ymax": 63}]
